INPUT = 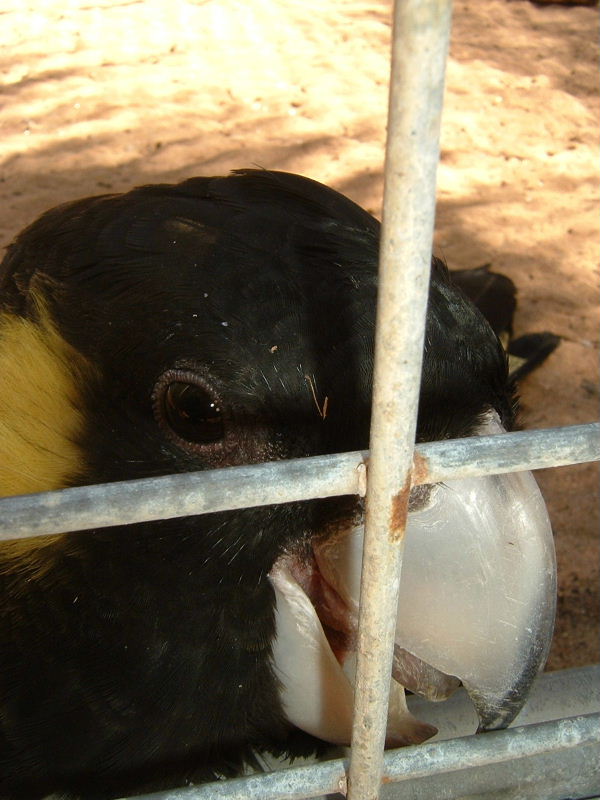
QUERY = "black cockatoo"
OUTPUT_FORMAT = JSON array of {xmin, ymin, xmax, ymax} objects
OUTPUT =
[{"xmin": 0, "ymin": 170, "xmax": 556, "ymax": 799}]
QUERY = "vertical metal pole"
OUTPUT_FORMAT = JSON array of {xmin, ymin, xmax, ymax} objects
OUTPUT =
[{"xmin": 347, "ymin": 2, "xmax": 453, "ymax": 799}]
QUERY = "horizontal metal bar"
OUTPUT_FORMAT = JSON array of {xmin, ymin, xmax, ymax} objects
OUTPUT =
[
  {"xmin": 0, "ymin": 423, "xmax": 598, "ymax": 540},
  {"xmin": 0, "ymin": 450, "xmax": 366, "ymax": 541},
  {"xmin": 381, "ymin": 712, "xmax": 600, "ymax": 800},
  {"xmin": 119, "ymin": 712, "xmax": 600, "ymax": 800},
  {"xmin": 119, "ymin": 756, "xmax": 347, "ymax": 800},
  {"xmin": 417, "ymin": 420, "xmax": 600, "ymax": 484}
]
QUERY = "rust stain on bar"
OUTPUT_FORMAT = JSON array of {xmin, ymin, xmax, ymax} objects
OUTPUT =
[
  {"xmin": 411, "ymin": 450, "xmax": 430, "ymax": 486},
  {"xmin": 389, "ymin": 475, "xmax": 411, "ymax": 542}
]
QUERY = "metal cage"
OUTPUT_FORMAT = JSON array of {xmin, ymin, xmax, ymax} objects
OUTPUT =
[{"xmin": 1, "ymin": 1, "xmax": 598, "ymax": 799}]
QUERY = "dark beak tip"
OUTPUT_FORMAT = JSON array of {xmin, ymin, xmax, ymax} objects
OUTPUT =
[
  {"xmin": 476, "ymin": 719, "xmax": 510, "ymax": 734},
  {"xmin": 474, "ymin": 701, "xmax": 523, "ymax": 734},
  {"xmin": 469, "ymin": 684, "xmax": 529, "ymax": 733}
]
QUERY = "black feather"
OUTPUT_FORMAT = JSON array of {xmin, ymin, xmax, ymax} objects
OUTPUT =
[
  {"xmin": 0, "ymin": 170, "xmax": 515, "ymax": 798},
  {"xmin": 450, "ymin": 262, "xmax": 559, "ymax": 382}
]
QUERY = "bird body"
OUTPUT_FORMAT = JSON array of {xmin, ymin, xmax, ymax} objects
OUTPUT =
[{"xmin": 0, "ymin": 170, "xmax": 555, "ymax": 798}]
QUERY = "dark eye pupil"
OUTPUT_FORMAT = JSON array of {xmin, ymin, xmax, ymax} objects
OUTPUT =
[{"xmin": 164, "ymin": 382, "xmax": 224, "ymax": 444}]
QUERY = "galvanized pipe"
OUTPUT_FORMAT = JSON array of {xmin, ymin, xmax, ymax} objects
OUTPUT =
[
  {"xmin": 381, "ymin": 713, "xmax": 600, "ymax": 800},
  {"xmin": 0, "ymin": 450, "xmax": 367, "ymax": 541},
  {"xmin": 416, "ymin": 420, "xmax": 600, "ymax": 484},
  {"xmin": 347, "ymin": 1, "xmax": 453, "ymax": 797},
  {"xmin": 119, "ymin": 756, "xmax": 347, "ymax": 800},
  {"xmin": 0, "ymin": 422, "xmax": 598, "ymax": 541},
  {"xmin": 119, "ymin": 712, "xmax": 600, "ymax": 800}
]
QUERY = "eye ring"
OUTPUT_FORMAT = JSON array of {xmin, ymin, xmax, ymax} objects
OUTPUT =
[{"xmin": 152, "ymin": 369, "xmax": 226, "ymax": 450}]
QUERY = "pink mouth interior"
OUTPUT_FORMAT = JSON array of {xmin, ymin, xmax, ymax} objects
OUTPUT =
[
  {"xmin": 282, "ymin": 546, "xmax": 461, "ymax": 703},
  {"xmin": 286, "ymin": 551, "xmax": 356, "ymax": 665},
  {"xmin": 270, "ymin": 545, "xmax": 442, "ymax": 747}
]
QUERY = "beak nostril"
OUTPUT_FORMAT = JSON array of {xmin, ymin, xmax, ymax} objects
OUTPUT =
[{"xmin": 408, "ymin": 483, "xmax": 436, "ymax": 512}]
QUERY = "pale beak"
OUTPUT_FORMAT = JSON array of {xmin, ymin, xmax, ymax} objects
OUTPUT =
[{"xmin": 270, "ymin": 417, "xmax": 556, "ymax": 743}]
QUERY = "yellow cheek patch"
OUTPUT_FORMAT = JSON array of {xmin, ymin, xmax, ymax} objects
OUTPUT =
[{"xmin": 0, "ymin": 304, "xmax": 93, "ymax": 498}]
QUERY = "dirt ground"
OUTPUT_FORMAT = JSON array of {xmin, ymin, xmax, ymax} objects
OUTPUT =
[{"xmin": 1, "ymin": 0, "xmax": 598, "ymax": 671}]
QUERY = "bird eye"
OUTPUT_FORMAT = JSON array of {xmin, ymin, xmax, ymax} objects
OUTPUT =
[{"xmin": 154, "ymin": 371, "xmax": 225, "ymax": 446}]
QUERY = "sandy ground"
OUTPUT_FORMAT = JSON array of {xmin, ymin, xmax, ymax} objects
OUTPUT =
[{"xmin": 1, "ymin": 0, "xmax": 598, "ymax": 670}]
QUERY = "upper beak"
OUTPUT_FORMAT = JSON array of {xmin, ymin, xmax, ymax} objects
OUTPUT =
[
  {"xmin": 395, "ymin": 464, "xmax": 556, "ymax": 731},
  {"xmin": 270, "ymin": 419, "xmax": 556, "ymax": 744}
]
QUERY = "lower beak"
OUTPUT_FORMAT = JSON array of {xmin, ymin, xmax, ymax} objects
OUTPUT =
[{"xmin": 270, "ymin": 421, "xmax": 556, "ymax": 744}]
